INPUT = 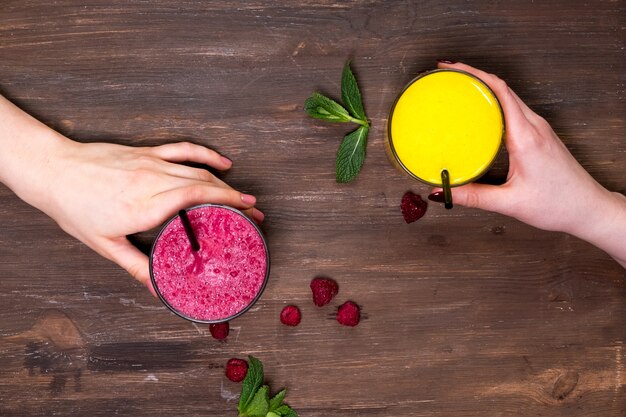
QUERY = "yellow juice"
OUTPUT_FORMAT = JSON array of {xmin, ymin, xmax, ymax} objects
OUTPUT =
[{"xmin": 388, "ymin": 69, "xmax": 504, "ymax": 186}]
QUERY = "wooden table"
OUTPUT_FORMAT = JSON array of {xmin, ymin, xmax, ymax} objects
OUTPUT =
[{"xmin": 1, "ymin": 1, "xmax": 624, "ymax": 416}]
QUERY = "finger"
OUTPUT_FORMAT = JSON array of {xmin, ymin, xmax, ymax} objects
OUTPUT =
[
  {"xmin": 144, "ymin": 172, "xmax": 238, "ymax": 201},
  {"xmin": 508, "ymin": 88, "xmax": 545, "ymax": 125},
  {"xmin": 436, "ymin": 61, "xmax": 531, "ymax": 135},
  {"xmin": 227, "ymin": 207, "xmax": 264, "ymax": 224},
  {"xmin": 251, "ymin": 208, "xmax": 265, "ymax": 224},
  {"xmin": 442, "ymin": 61, "xmax": 540, "ymax": 124},
  {"xmin": 105, "ymin": 238, "xmax": 157, "ymax": 298},
  {"xmin": 188, "ymin": 170, "xmax": 234, "ymax": 191},
  {"xmin": 149, "ymin": 142, "xmax": 232, "ymax": 170},
  {"xmin": 159, "ymin": 161, "xmax": 216, "ymax": 183},
  {"xmin": 149, "ymin": 164, "xmax": 235, "ymax": 192},
  {"xmin": 141, "ymin": 175, "xmax": 216, "ymax": 197},
  {"xmin": 150, "ymin": 184, "xmax": 256, "ymax": 223},
  {"xmin": 430, "ymin": 182, "xmax": 509, "ymax": 214}
]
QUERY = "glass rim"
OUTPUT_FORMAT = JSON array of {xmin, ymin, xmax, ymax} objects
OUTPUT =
[
  {"xmin": 149, "ymin": 203, "xmax": 270, "ymax": 324},
  {"xmin": 387, "ymin": 68, "xmax": 505, "ymax": 187}
]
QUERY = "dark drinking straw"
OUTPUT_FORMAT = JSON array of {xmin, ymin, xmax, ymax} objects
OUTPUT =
[
  {"xmin": 441, "ymin": 169, "xmax": 453, "ymax": 210},
  {"xmin": 178, "ymin": 209, "xmax": 200, "ymax": 251}
]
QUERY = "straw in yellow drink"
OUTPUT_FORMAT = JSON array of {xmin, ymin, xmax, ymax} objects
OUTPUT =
[{"xmin": 388, "ymin": 69, "xmax": 504, "ymax": 207}]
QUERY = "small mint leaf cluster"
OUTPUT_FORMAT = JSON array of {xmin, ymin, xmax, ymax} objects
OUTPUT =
[
  {"xmin": 304, "ymin": 61, "xmax": 370, "ymax": 183},
  {"xmin": 237, "ymin": 356, "xmax": 298, "ymax": 417}
]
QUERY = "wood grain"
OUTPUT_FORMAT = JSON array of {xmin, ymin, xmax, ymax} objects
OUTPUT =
[{"xmin": 0, "ymin": 1, "xmax": 624, "ymax": 416}]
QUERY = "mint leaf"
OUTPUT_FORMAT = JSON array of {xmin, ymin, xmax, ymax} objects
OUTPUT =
[
  {"xmin": 276, "ymin": 406, "xmax": 298, "ymax": 417},
  {"xmin": 238, "ymin": 356, "xmax": 264, "ymax": 413},
  {"xmin": 269, "ymin": 388, "xmax": 286, "ymax": 411},
  {"xmin": 274, "ymin": 405, "xmax": 292, "ymax": 415},
  {"xmin": 336, "ymin": 125, "xmax": 369, "ymax": 183},
  {"xmin": 304, "ymin": 93, "xmax": 352, "ymax": 123},
  {"xmin": 267, "ymin": 413, "xmax": 281, "ymax": 417},
  {"xmin": 243, "ymin": 385, "xmax": 269, "ymax": 417},
  {"xmin": 341, "ymin": 61, "xmax": 366, "ymax": 121}
]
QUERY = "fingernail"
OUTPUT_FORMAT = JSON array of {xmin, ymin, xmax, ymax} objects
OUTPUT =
[
  {"xmin": 220, "ymin": 156, "xmax": 232, "ymax": 166},
  {"xmin": 428, "ymin": 191, "xmax": 446, "ymax": 203},
  {"xmin": 437, "ymin": 59, "xmax": 457, "ymax": 64},
  {"xmin": 241, "ymin": 193, "xmax": 256, "ymax": 205},
  {"xmin": 252, "ymin": 208, "xmax": 265, "ymax": 223}
]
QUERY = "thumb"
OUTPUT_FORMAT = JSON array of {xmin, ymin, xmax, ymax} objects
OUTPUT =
[
  {"xmin": 105, "ymin": 238, "xmax": 157, "ymax": 298},
  {"xmin": 431, "ymin": 182, "xmax": 508, "ymax": 213}
]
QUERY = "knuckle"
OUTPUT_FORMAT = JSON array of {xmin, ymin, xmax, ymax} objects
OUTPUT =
[
  {"xmin": 493, "ymin": 75, "xmax": 506, "ymax": 86},
  {"xmin": 136, "ymin": 154, "xmax": 154, "ymax": 165},
  {"xmin": 196, "ymin": 169, "xmax": 213, "ymax": 182},
  {"xmin": 533, "ymin": 114, "xmax": 551, "ymax": 129},
  {"xmin": 157, "ymin": 142, "xmax": 175, "ymax": 154},
  {"xmin": 181, "ymin": 141, "xmax": 197, "ymax": 153},
  {"xmin": 119, "ymin": 198, "xmax": 136, "ymax": 216},
  {"xmin": 528, "ymin": 126, "xmax": 548, "ymax": 149},
  {"xmin": 126, "ymin": 263, "xmax": 140, "ymax": 279},
  {"xmin": 204, "ymin": 148, "xmax": 219, "ymax": 159},
  {"xmin": 219, "ymin": 188, "xmax": 240, "ymax": 205},
  {"xmin": 464, "ymin": 190, "xmax": 481, "ymax": 208},
  {"xmin": 131, "ymin": 167, "xmax": 156, "ymax": 181},
  {"xmin": 128, "ymin": 264, "xmax": 147, "ymax": 284},
  {"xmin": 490, "ymin": 75, "xmax": 508, "ymax": 92},
  {"xmin": 133, "ymin": 155, "xmax": 158, "ymax": 171},
  {"xmin": 184, "ymin": 165, "xmax": 211, "ymax": 182},
  {"xmin": 186, "ymin": 184, "xmax": 206, "ymax": 200}
]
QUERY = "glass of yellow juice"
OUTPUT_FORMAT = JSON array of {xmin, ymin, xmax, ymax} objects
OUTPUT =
[{"xmin": 387, "ymin": 69, "xmax": 504, "ymax": 208}]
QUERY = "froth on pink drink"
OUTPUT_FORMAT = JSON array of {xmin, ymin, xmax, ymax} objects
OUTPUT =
[{"xmin": 150, "ymin": 204, "xmax": 269, "ymax": 323}]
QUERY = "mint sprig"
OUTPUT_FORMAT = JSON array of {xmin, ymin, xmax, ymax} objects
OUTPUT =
[
  {"xmin": 304, "ymin": 60, "xmax": 370, "ymax": 183},
  {"xmin": 237, "ymin": 356, "xmax": 298, "ymax": 417}
]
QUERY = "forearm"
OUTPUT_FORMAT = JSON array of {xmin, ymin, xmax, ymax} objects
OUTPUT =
[
  {"xmin": 571, "ymin": 189, "xmax": 626, "ymax": 268},
  {"xmin": 0, "ymin": 95, "xmax": 73, "ymax": 210}
]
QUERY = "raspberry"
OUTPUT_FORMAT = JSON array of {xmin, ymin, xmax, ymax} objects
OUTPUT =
[
  {"xmin": 225, "ymin": 358, "xmax": 248, "ymax": 382},
  {"xmin": 336, "ymin": 301, "xmax": 360, "ymax": 326},
  {"xmin": 400, "ymin": 191, "xmax": 428, "ymax": 223},
  {"xmin": 209, "ymin": 322, "xmax": 229, "ymax": 340},
  {"xmin": 280, "ymin": 305, "xmax": 302, "ymax": 326},
  {"xmin": 310, "ymin": 277, "xmax": 339, "ymax": 307}
]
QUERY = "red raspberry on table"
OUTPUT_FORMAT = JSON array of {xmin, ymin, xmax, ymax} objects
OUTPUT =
[
  {"xmin": 280, "ymin": 305, "xmax": 302, "ymax": 326},
  {"xmin": 310, "ymin": 277, "xmax": 339, "ymax": 307},
  {"xmin": 225, "ymin": 358, "xmax": 248, "ymax": 382},
  {"xmin": 209, "ymin": 322, "xmax": 229, "ymax": 340},
  {"xmin": 336, "ymin": 301, "xmax": 361, "ymax": 327},
  {"xmin": 400, "ymin": 191, "xmax": 428, "ymax": 223}
]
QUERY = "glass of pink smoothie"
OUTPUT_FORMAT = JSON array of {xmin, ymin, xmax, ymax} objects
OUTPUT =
[{"xmin": 149, "ymin": 204, "xmax": 269, "ymax": 323}]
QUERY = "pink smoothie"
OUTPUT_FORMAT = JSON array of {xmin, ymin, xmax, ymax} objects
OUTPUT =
[{"xmin": 150, "ymin": 205, "xmax": 268, "ymax": 322}]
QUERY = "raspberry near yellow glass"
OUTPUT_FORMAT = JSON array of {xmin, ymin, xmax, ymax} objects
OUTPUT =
[{"xmin": 388, "ymin": 69, "xmax": 504, "ymax": 187}]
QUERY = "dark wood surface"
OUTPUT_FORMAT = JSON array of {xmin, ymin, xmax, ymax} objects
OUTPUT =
[{"xmin": 0, "ymin": 1, "xmax": 624, "ymax": 416}]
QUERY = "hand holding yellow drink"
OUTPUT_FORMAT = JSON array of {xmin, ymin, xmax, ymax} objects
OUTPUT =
[{"xmin": 388, "ymin": 69, "xmax": 504, "ymax": 208}]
